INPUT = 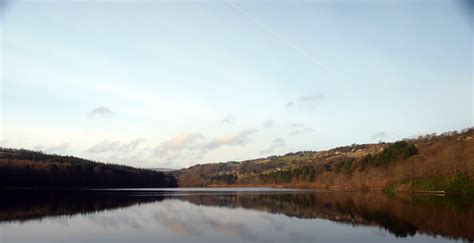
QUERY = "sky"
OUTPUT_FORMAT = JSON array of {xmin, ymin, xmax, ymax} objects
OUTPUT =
[{"xmin": 0, "ymin": 0, "xmax": 472, "ymax": 169}]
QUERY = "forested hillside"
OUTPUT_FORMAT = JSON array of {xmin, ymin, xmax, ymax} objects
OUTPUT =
[
  {"xmin": 0, "ymin": 148, "xmax": 178, "ymax": 188},
  {"xmin": 2, "ymin": 128, "xmax": 472, "ymax": 192},
  {"xmin": 175, "ymin": 128, "xmax": 474, "ymax": 194}
]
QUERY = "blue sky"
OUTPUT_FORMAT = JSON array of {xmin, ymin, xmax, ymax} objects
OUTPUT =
[{"xmin": 1, "ymin": 0, "xmax": 472, "ymax": 168}]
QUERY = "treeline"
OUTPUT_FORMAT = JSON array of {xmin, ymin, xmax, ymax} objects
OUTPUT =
[
  {"xmin": 334, "ymin": 141, "xmax": 418, "ymax": 174},
  {"xmin": 0, "ymin": 148, "xmax": 178, "ymax": 188},
  {"xmin": 209, "ymin": 174, "xmax": 238, "ymax": 184},
  {"xmin": 259, "ymin": 166, "xmax": 316, "ymax": 184},
  {"xmin": 359, "ymin": 141, "xmax": 418, "ymax": 168}
]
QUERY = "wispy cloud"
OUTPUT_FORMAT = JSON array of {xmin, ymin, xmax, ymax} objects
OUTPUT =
[
  {"xmin": 105, "ymin": 150, "xmax": 151, "ymax": 166},
  {"xmin": 289, "ymin": 123, "xmax": 316, "ymax": 136},
  {"xmin": 88, "ymin": 141, "xmax": 121, "ymax": 153},
  {"xmin": 220, "ymin": 114, "xmax": 237, "ymax": 125},
  {"xmin": 152, "ymin": 133, "xmax": 207, "ymax": 166},
  {"xmin": 285, "ymin": 94, "xmax": 325, "ymax": 110},
  {"xmin": 284, "ymin": 102, "xmax": 295, "ymax": 109},
  {"xmin": 225, "ymin": 0, "xmax": 329, "ymax": 73},
  {"xmin": 297, "ymin": 94, "xmax": 325, "ymax": 104},
  {"xmin": 152, "ymin": 129, "xmax": 259, "ymax": 166},
  {"xmin": 88, "ymin": 138, "xmax": 145, "ymax": 153},
  {"xmin": 260, "ymin": 138, "xmax": 286, "ymax": 155},
  {"xmin": 154, "ymin": 134, "xmax": 203, "ymax": 155},
  {"xmin": 262, "ymin": 119, "xmax": 275, "ymax": 128},
  {"xmin": 34, "ymin": 142, "xmax": 70, "ymax": 153},
  {"xmin": 87, "ymin": 106, "xmax": 114, "ymax": 119},
  {"xmin": 371, "ymin": 131, "xmax": 387, "ymax": 140},
  {"xmin": 203, "ymin": 129, "xmax": 258, "ymax": 151}
]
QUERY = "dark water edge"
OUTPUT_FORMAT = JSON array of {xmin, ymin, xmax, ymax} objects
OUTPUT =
[{"xmin": 0, "ymin": 188, "xmax": 473, "ymax": 242}]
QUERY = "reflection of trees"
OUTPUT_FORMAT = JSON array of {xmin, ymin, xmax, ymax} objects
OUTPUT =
[
  {"xmin": 178, "ymin": 192, "xmax": 474, "ymax": 241},
  {"xmin": 0, "ymin": 190, "xmax": 472, "ymax": 241},
  {"xmin": 0, "ymin": 189, "xmax": 165, "ymax": 223}
]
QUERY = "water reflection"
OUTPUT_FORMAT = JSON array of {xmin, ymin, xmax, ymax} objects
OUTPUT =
[{"xmin": 0, "ymin": 189, "xmax": 472, "ymax": 243}]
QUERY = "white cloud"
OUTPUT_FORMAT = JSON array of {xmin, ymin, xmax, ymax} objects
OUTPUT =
[
  {"xmin": 289, "ymin": 123, "xmax": 316, "ymax": 136},
  {"xmin": 151, "ymin": 129, "xmax": 259, "ymax": 167},
  {"xmin": 262, "ymin": 119, "xmax": 275, "ymax": 128},
  {"xmin": 88, "ymin": 138, "xmax": 145, "ymax": 153},
  {"xmin": 260, "ymin": 138, "xmax": 286, "ymax": 155},
  {"xmin": 285, "ymin": 93, "xmax": 325, "ymax": 110},
  {"xmin": 220, "ymin": 114, "xmax": 237, "ymax": 125},
  {"xmin": 87, "ymin": 106, "xmax": 114, "ymax": 119},
  {"xmin": 154, "ymin": 134, "xmax": 203, "ymax": 154},
  {"xmin": 371, "ymin": 131, "xmax": 387, "ymax": 140},
  {"xmin": 203, "ymin": 129, "xmax": 258, "ymax": 151},
  {"xmin": 284, "ymin": 102, "xmax": 295, "ymax": 109},
  {"xmin": 34, "ymin": 142, "xmax": 70, "ymax": 153},
  {"xmin": 297, "ymin": 94, "xmax": 325, "ymax": 104},
  {"xmin": 152, "ymin": 133, "xmax": 205, "ymax": 166}
]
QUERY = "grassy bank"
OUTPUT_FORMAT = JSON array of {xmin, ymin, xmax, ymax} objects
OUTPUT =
[{"xmin": 384, "ymin": 173, "xmax": 474, "ymax": 194}]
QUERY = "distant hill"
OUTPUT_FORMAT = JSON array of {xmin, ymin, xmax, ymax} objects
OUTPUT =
[
  {"xmin": 149, "ymin": 168, "xmax": 177, "ymax": 172},
  {"xmin": 0, "ymin": 148, "xmax": 178, "ymax": 188},
  {"xmin": 174, "ymin": 128, "xmax": 474, "ymax": 194}
]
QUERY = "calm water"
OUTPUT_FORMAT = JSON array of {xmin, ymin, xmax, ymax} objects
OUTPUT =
[{"xmin": 0, "ymin": 188, "xmax": 473, "ymax": 243}]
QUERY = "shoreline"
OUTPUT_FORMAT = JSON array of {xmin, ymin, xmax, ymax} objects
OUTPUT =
[{"xmin": 204, "ymin": 184, "xmax": 472, "ymax": 195}]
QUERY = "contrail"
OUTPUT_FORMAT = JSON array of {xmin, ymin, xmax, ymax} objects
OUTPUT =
[{"xmin": 225, "ymin": 0, "xmax": 331, "ymax": 74}]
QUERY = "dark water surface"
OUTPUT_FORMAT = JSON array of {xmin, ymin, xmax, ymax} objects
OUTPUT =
[{"xmin": 0, "ymin": 188, "xmax": 472, "ymax": 243}]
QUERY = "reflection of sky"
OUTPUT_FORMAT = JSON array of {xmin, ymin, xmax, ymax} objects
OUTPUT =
[{"xmin": 0, "ymin": 199, "xmax": 457, "ymax": 243}]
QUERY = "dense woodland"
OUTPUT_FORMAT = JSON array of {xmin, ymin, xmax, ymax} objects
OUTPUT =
[{"xmin": 0, "ymin": 148, "xmax": 178, "ymax": 188}]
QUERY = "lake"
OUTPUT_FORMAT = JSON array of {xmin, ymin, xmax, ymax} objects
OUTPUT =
[{"xmin": 0, "ymin": 188, "xmax": 472, "ymax": 243}]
